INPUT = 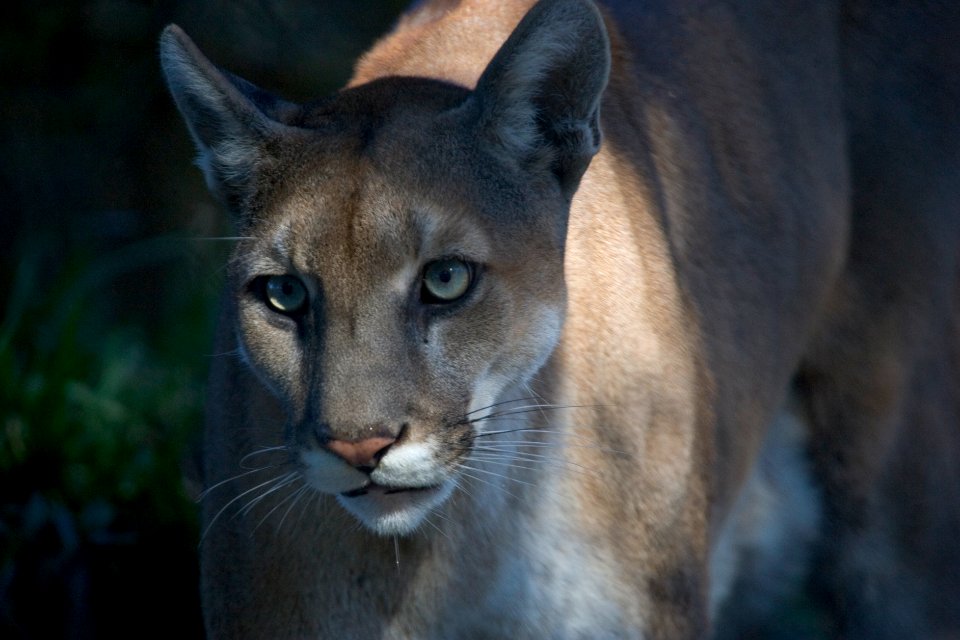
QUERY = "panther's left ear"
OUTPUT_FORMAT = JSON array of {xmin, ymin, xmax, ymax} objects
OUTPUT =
[
  {"xmin": 470, "ymin": 0, "xmax": 610, "ymax": 200},
  {"xmin": 159, "ymin": 24, "xmax": 299, "ymax": 218}
]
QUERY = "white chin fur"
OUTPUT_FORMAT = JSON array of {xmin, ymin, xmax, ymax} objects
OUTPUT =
[{"xmin": 336, "ymin": 481, "xmax": 455, "ymax": 536}]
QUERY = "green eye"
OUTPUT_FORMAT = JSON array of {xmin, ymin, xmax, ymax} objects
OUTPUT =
[
  {"xmin": 421, "ymin": 259, "xmax": 472, "ymax": 303},
  {"xmin": 264, "ymin": 275, "xmax": 307, "ymax": 314}
]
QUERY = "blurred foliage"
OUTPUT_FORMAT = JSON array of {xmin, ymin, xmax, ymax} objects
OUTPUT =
[
  {"xmin": 0, "ymin": 0, "xmax": 406, "ymax": 637},
  {"xmin": 0, "ymin": 234, "xmax": 216, "ymax": 637}
]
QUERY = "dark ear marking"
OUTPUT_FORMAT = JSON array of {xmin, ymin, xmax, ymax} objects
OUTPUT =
[{"xmin": 471, "ymin": 0, "xmax": 610, "ymax": 200}]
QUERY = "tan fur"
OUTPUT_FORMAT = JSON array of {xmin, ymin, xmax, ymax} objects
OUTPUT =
[{"xmin": 161, "ymin": 0, "xmax": 960, "ymax": 637}]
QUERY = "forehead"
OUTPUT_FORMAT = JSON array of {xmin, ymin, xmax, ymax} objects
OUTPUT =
[{"xmin": 258, "ymin": 135, "xmax": 491, "ymax": 287}]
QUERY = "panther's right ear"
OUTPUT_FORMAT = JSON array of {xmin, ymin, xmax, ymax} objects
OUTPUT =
[
  {"xmin": 159, "ymin": 25, "xmax": 298, "ymax": 214},
  {"xmin": 468, "ymin": 0, "xmax": 609, "ymax": 202}
]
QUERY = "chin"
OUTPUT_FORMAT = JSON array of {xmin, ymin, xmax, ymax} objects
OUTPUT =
[{"xmin": 336, "ymin": 481, "xmax": 455, "ymax": 536}]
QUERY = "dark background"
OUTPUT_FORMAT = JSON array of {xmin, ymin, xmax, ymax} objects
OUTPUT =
[{"xmin": 0, "ymin": 1, "xmax": 406, "ymax": 637}]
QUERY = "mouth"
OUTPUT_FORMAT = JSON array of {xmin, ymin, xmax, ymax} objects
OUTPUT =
[
  {"xmin": 340, "ymin": 482, "xmax": 441, "ymax": 499},
  {"xmin": 335, "ymin": 480, "xmax": 454, "ymax": 536}
]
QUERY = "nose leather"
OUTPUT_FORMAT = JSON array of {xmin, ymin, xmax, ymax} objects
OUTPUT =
[{"xmin": 325, "ymin": 436, "xmax": 396, "ymax": 469}]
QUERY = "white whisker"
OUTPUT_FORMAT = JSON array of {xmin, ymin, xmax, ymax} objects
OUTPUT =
[
  {"xmin": 461, "ymin": 396, "xmax": 542, "ymax": 418},
  {"xmin": 457, "ymin": 470, "xmax": 522, "ymax": 501},
  {"xmin": 468, "ymin": 404, "xmax": 587, "ymax": 424},
  {"xmin": 451, "ymin": 477, "xmax": 478, "ymax": 502},
  {"xmin": 457, "ymin": 463, "xmax": 536, "ymax": 487},
  {"xmin": 473, "ymin": 427, "xmax": 628, "ymax": 453},
  {"xmin": 293, "ymin": 488, "xmax": 320, "ymax": 530},
  {"xmin": 468, "ymin": 453, "xmax": 602, "ymax": 479},
  {"xmin": 478, "ymin": 439, "xmax": 629, "ymax": 455},
  {"xmin": 239, "ymin": 445, "xmax": 289, "ymax": 468},
  {"xmin": 238, "ymin": 471, "xmax": 300, "ymax": 518},
  {"xmin": 470, "ymin": 448, "xmax": 581, "ymax": 465},
  {"xmin": 252, "ymin": 476, "xmax": 305, "ymax": 533},
  {"xmin": 206, "ymin": 348, "xmax": 243, "ymax": 359},
  {"xmin": 200, "ymin": 472, "xmax": 293, "ymax": 544},
  {"xmin": 191, "ymin": 236, "xmax": 255, "ymax": 241},
  {"xmin": 473, "ymin": 426, "xmax": 558, "ymax": 438},
  {"xmin": 198, "ymin": 464, "xmax": 283, "ymax": 501},
  {"xmin": 473, "ymin": 444, "xmax": 598, "ymax": 465},
  {"xmin": 423, "ymin": 515, "xmax": 450, "ymax": 540},
  {"xmin": 276, "ymin": 485, "xmax": 312, "ymax": 532}
]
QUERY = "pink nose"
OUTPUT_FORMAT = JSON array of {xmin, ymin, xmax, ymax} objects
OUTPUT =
[{"xmin": 325, "ymin": 436, "xmax": 396, "ymax": 469}]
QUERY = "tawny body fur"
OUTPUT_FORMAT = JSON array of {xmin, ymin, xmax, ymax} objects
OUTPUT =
[{"xmin": 161, "ymin": 1, "xmax": 960, "ymax": 637}]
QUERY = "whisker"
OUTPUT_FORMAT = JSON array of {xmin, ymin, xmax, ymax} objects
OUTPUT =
[
  {"xmin": 472, "ymin": 425, "xmax": 601, "ymax": 442},
  {"xmin": 474, "ymin": 438, "xmax": 588, "ymax": 447},
  {"xmin": 473, "ymin": 432, "xmax": 631, "ymax": 457},
  {"xmin": 467, "ymin": 455, "xmax": 543, "ymax": 472},
  {"xmin": 522, "ymin": 381, "xmax": 548, "ymax": 407},
  {"xmin": 474, "ymin": 439, "xmax": 578, "ymax": 448},
  {"xmin": 206, "ymin": 349, "xmax": 243, "ymax": 359},
  {"xmin": 429, "ymin": 508, "xmax": 453, "ymax": 523},
  {"xmin": 238, "ymin": 471, "xmax": 300, "ymax": 518},
  {"xmin": 453, "ymin": 400, "xmax": 597, "ymax": 430},
  {"xmin": 485, "ymin": 403, "xmax": 577, "ymax": 414},
  {"xmin": 475, "ymin": 435, "xmax": 629, "ymax": 454},
  {"xmin": 473, "ymin": 444, "xmax": 603, "ymax": 464},
  {"xmin": 457, "ymin": 463, "xmax": 536, "ymax": 487},
  {"xmin": 472, "ymin": 415, "xmax": 539, "ymax": 421},
  {"xmin": 460, "ymin": 396, "xmax": 542, "ymax": 418},
  {"xmin": 198, "ymin": 464, "xmax": 283, "ymax": 501},
  {"xmin": 293, "ymin": 488, "xmax": 320, "ymax": 530},
  {"xmin": 252, "ymin": 476, "xmax": 304, "ymax": 533},
  {"xmin": 276, "ymin": 485, "xmax": 312, "ymax": 532},
  {"xmin": 239, "ymin": 445, "xmax": 289, "ymax": 469},
  {"xmin": 456, "ymin": 470, "xmax": 522, "ymax": 501},
  {"xmin": 422, "ymin": 515, "xmax": 450, "ymax": 541},
  {"xmin": 471, "ymin": 425, "xmax": 557, "ymax": 438},
  {"xmin": 200, "ymin": 472, "xmax": 292, "ymax": 544},
  {"xmin": 190, "ymin": 236, "xmax": 255, "ymax": 241},
  {"xmin": 470, "ymin": 447, "xmax": 589, "ymax": 466},
  {"xmin": 468, "ymin": 453, "xmax": 602, "ymax": 479},
  {"xmin": 467, "ymin": 404, "xmax": 587, "ymax": 424},
  {"xmin": 451, "ymin": 477, "xmax": 478, "ymax": 503}
]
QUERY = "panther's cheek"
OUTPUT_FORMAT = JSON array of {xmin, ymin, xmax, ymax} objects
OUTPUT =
[{"xmin": 233, "ymin": 306, "xmax": 310, "ymax": 408}]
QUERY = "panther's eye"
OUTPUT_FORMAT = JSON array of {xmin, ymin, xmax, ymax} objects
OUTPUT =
[
  {"xmin": 264, "ymin": 275, "xmax": 307, "ymax": 314},
  {"xmin": 421, "ymin": 258, "xmax": 472, "ymax": 303}
]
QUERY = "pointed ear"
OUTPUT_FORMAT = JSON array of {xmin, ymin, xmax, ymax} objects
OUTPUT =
[
  {"xmin": 159, "ymin": 25, "xmax": 298, "ymax": 215},
  {"xmin": 471, "ymin": 0, "xmax": 610, "ymax": 200}
]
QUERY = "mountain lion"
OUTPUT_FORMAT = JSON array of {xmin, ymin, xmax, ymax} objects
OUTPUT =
[{"xmin": 160, "ymin": 0, "xmax": 960, "ymax": 637}]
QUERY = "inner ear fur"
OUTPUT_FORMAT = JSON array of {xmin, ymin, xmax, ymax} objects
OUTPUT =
[{"xmin": 471, "ymin": 0, "xmax": 611, "ymax": 200}]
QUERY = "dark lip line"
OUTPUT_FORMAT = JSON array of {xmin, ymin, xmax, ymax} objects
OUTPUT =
[{"xmin": 340, "ymin": 483, "xmax": 439, "ymax": 499}]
